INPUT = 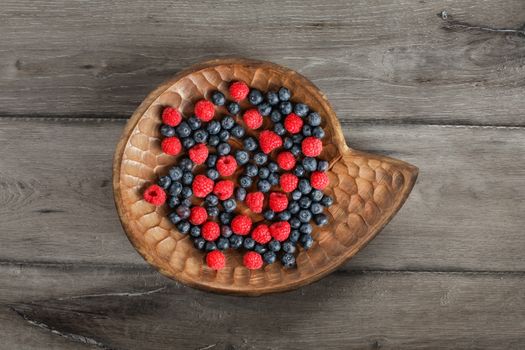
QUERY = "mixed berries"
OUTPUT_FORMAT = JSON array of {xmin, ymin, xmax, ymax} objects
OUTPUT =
[{"xmin": 143, "ymin": 81, "xmax": 333, "ymax": 270}]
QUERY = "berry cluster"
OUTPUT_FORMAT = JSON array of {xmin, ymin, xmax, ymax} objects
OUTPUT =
[{"xmin": 143, "ymin": 81, "xmax": 333, "ymax": 270}]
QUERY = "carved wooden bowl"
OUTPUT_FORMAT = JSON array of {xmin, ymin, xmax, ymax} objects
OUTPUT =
[{"xmin": 113, "ymin": 58, "xmax": 418, "ymax": 295}]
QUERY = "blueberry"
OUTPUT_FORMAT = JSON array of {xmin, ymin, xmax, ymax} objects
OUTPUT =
[
  {"xmin": 290, "ymin": 144, "xmax": 301, "ymax": 156},
  {"xmin": 176, "ymin": 220, "xmax": 190, "ymax": 234},
  {"xmin": 168, "ymin": 182, "xmax": 182, "ymax": 196},
  {"xmin": 270, "ymin": 110, "xmax": 282, "ymax": 123},
  {"xmin": 320, "ymin": 195, "xmax": 334, "ymax": 207},
  {"xmin": 194, "ymin": 237, "xmax": 206, "ymax": 250},
  {"xmin": 258, "ymin": 102, "xmax": 272, "ymax": 116},
  {"xmin": 211, "ymin": 91, "xmax": 226, "ymax": 106},
  {"xmin": 208, "ymin": 135, "xmax": 220, "ymax": 147},
  {"xmin": 227, "ymin": 102, "xmax": 240, "ymax": 115},
  {"xmin": 317, "ymin": 160, "xmax": 329, "ymax": 172},
  {"xmin": 307, "ymin": 112, "xmax": 321, "ymax": 126},
  {"xmin": 180, "ymin": 158, "xmax": 193, "ymax": 171},
  {"xmin": 190, "ymin": 225, "xmax": 201, "ymax": 238},
  {"xmin": 243, "ymin": 137, "xmax": 258, "ymax": 151},
  {"xmin": 268, "ymin": 240, "xmax": 281, "ymax": 252},
  {"xmin": 263, "ymin": 209, "xmax": 275, "ymax": 221},
  {"xmin": 258, "ymin": 167, "xmax": 270, "ymax": 179},
  {"xmin": 278, "ymin": 210, "xmax": 291, "ymax": 221},
  {"xmin": 231, "ymin": 125, "xmax": 245, "ymax": 139},
  {"xmin": 298, "ymin": 179, "xmax": 312, "ymax": 194},
  {"xmin": 268, "ymin": 162, "xmax": 279, "ymax": 173},
  {"xmin": 220, "ymin": 212, "xmax": 232, "ymax": 224},
  {"xmin": 182, "ymin": 172, "xmax": 194, "ymax": 185},
  {"xmin": 207, "ymin": 121, "xmax": 221, "ymax": 135},
  {"xmin": 302, "ymin": 157, "xmax": 317, "ymax": 172},
  {"xmin": 193, "ymin": 129, "xmax": 208, "ymax": 143},
  {"xmin": 206, "ymin": 168, "xmax": 219, "ymax": 181},
  {"xmin": 206, "ymin": 154, "xmax": 218, "ymax": 168},
  {"xmin": 314, "ymin": 213, "xmax": 328, "ymax": 226},
  {"xmin": 266, "ymin": 91, "xmax": 280, "ymax": 105},
  {"xmin": 300, "ymin": 234, "xmax": 314, "ymax": 249},
  {"xmin": 245, "ymin": 164, "xmax": 258, "ymax": 177},
  {"xmin": 254, "ymin": 244, "xmax": 267, "ymax": 254},
  {"xmin": 289, "ymin": 230, "xmax": 300, "ymax": 242},
  {"xmin": 281, "ymin": 253, "xmax": 296, "ymax": 268},
  {"xmin": 310, "ymin": 190, "xmax": 324, "ymax": 202},
  {"xmin": 312, "ymin": 126, "xmax": 325, "ymax": 139},
  {"xmin": 207, "ymin": 206, "xmax": 219, "ymax": 217},
  {"xmin": 292, "ymin": 133, "xmax": 304, "ymax": 144},
  {"xmin": 205, "ymin": 241, "xmax": 217, "ymax": 251},
  {"xmin": 181, "ymin": 186, "xmax": 192, "ymax": 198},
  {"xmin": 239, "ymin": 176, "xmax": 252, "ymax": 188},
  {"xmin": 267, "ymin": 172, "xmax": 279, "ymax": 186},
  {"xmin": 248, "ymin": 89, "xmax": 263, "ymax": 105},
  {"xmin": 302, "ymin": 125, "xmax": 312, "ymax": 137},
  {"xmin": 278, "ymin": 87, "xmax": 291, "ymax": 101},
  {"xmin": 254, "ymin": 152, "xmax": 268, "ymax": 165},
  {"xmin": 158, "ymin": 175, "xmax": 171, "ymax": 189},
  {"xmin": 176, "ymin": 205, "xmax": 190, "ymax": 219},
  {"xmin": 235, "ymin": 187, "xmax": 247, "ymax": 201},
  {"xmin": 263, "ymin": 251, "xmax": 277, "ymax": 264},
  {"xmin": 168, "ymin": 196, "xmax": 180, "ymax": 208},
  {"xmin": 294, "ymin": 165, "xmax": 306, "ymax": 177},
  {"xmin": 176, "ymin": 121, "xmax": 191, "ymax": 138},
  {"xmin": 282, "ymin": 241, "xmax": 296, "ymax": 254},
  {"xmin": 168, "ymin": 212, "xmax": 181, "ymax": 224},
  {"xmin": 299, "ymin": 196, "xmax": 312, "ymax": 209},
  {"xmin": 300, "ymin": 223, "xmax": 313, "ymax": 235},
  {"xmin": 290, "ymin": 217, "xmax": 301, "ymax": 229},
  {"xmin": 187, "ymin": 116, "xmax": 202, "ymax": 130},
  {"xmin": 294, "ymin": 103, "xmax": 309, "ymax": 117},
  {"xmin": 221, "ymin": 225, "xmax": 233, "ymax": 238},
  {"xmin": 217, "ymin": 237, "xmax": 230, "ymax": 250},
  {"xmin": 235, "ymin": 150, "xmax": 249, "ymax": 165},
  {"xmin": 222, "ymin": 199, "xmax": 237, "ymax": 212},
  {"xmin": 291, "ymin": 190, "xmax": 302, "ymax": 201},
  {"xmin": 182, "ymin": 137, "xmax": 195, "ymax": 149},
  {"xmin": 219, "ymin": 130, "xmax": 230, "ymax": 142},
  {"xmin": 205, "ymin": 194, "xmax": 219, "ymax": 206},
  {"xmin": 274, "ymin": 122, "xmax": 286, "ymax": 136},
  {"xmin": 279, "ymin": 101, "xmax": 292, "ymax": 115},
  {"xmin": 160, "ymin": 124, "xmax": 175, "ymax": 137},
  {"xmin": 243, "ymin": 237, "xmax": 255, "ymax": 250},
  {"xmin": 217, "ymin": 142, "xmax": 231, "ymax": 155},
  {"xmin": 258, "ymin": 179, "xmax": 271, "ymax": 193},
  {"xmin": 283, "ymin": 137, "xmax": 293, "ymax": 149},
  {"xmin": 311, "ymin": 202, "xmax": 324, "ymax": 215},
  {"xmin": 221, "ymin": 116, "xmax": 235, "ymax": 130},
  {"xmin": 288, "ymin": 201, "xmax": 300, "ymax": 214},
  {"xmin": 169, "ymin": 166, "xmax": 183, "ymax": 181},
  {"xmin": 229, "ymin": 235, "xmax": 243, "ymax": 249},
  {"xmin": 182, "ymin": 198, "xmax": 192, "ymax": 207}
]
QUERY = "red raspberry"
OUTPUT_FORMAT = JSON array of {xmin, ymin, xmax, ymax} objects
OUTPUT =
[
  {"xmin": 276, "ymin": 151, "xmax": 296, "ymax": 170},
  {"xmin": 269, "ymin": 192, "xmax": 288, "ymax": 212},
  {"xmin": 229, "ymin": 81, "xmax": 249, "ymax": 101},
  {"xmin": 189, "ymin": 206, "xmax": 208, "ymax": 225},
  {"xmin": 284, "ymin": 113, "xmax": 303, "ymax": 134},
  {"xmin": 231, "ymin": 215, "xmax": 252, "ymax": 235},
  {"xmin": 310, "ymin": 171, "xmax": 329, "ymax": 190},
  {"xmin": 245, "ymin": 192, "xmax": 264, "ymax": 213},
  {"xmin": 161, "ymin": 107, "xmax": 182, "ymax": 127},
  {"xmin": 243, "ymin": 251, "xmax": 263, "ymax": 270},
  {"xmin": 194, "ymin": 100, "xmax": 215, "ymax": 122},
  {"xmin": 243, "ymin": 109, "xmax": 263, "ymax": 129},
  {"xmin": 188, "ymin": 143, "xmax": 209, "ymax": 165},
  {"xmin": 216, "ymin": 155, "xmax": 237, "ymax": 177},
  {"xmin": 143, "ymin": 184, "xmax": 166, "ymax": 206},
  {"xmin": 269, "ymin": 221, "xmax": 291, "ymax": 242},
  {"xmin": 192, "ymin": 175, "xmax": 214, "ymax": 198},
  {"xmin": 206, "ymin": 250, "xmax": 225, "ymax": 270},
  {"xmin": 302, "ymin": 136, "xmax": 323, "ymax": 157},
  {"xmin": 259, "ymin": 130, "xmax": 283, "ymax": 154},
  {"xmin": 251, "ymin": 224, "xmax": 271, "ymax": 244},
  {"xmin": 161, "ymin": 137, "xmax": 182, "ymax": 155},
  {"xmin": 213, "ymin": 180, "xmax": 234, "ymax": 200},
  {"xmin": 202, "ymin": 221, "xmax": 220, "ymax": 241},
  {"xmin": 280, "ymin": 173, "xmax": 299, "ymax": 193}
]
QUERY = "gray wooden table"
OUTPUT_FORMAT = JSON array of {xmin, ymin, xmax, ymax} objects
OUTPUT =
[{"xmin": 1, "ymin": 1, "xmax": 524, "ymax": 349}]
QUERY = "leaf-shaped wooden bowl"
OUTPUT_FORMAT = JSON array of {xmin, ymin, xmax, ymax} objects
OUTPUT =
[{"xmin": 113, "ymin": 58, "xmax": 418, "ymax": 295}]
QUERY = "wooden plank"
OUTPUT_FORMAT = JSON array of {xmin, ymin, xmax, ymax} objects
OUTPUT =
[
  {"xmin": 3, "ymin": 264, "xmax": 525, "ymax": 349},
  {"xmin": 1, "ymin": 119, "xmax": 524, "ymax": 271},
  {"xmin": 1, "ymin": 0, "xmax": 525, "ymax": 124}
]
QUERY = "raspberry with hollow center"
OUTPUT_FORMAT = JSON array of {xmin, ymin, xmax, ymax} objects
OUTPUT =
[
  {"xmin": 243, "ymin": 251, "xmax": 263, "ymax": 270},
  {"xmin": 161, "ymin": 137, "xmax": 182, "ymax": 156},
  {"xmin": 269, "ymin": 192, "xmax": 288, "ymax": 212},
  {"xmin": 143, "ymin": 184, "xmax": 166, "ymax": 206},
  {"xmin": 202, "ymin": 221, "xmax": 220, "ymax": 241},
  {"xmin": 161, "ymin": 107, "xmax": 182, "ymax": 127},
  {"xmin": 231, "ymin": 215, "xmax": 252, "ymax": 235},
  {"xmin": 206, "ymin": 250, "xmax": 225, "ymax": 270},
  {"xmin": 192, "ymin": 175, "xmax": 214, "ymax": 198},
  {"xmin": 194, "ymin": 100, "xmax": 215, "ymax": 122},
  {"xmin": 216, "ymin": 155, "xmax": 237, "ymax": 177},
  {"xmin": 229, "ymin": 81, "xmax": 250, "ymax": 101}
]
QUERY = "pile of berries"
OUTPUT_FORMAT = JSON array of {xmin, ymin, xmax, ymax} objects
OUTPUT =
[{"xmin": 143, "ymin": 81, "xmax": 333, "ymax": 270}]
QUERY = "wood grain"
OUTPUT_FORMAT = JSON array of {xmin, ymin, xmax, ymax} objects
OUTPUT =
[
  {"xmin": 3, "ymin": 264, "xmax": 525, "ymax": 350},
  {"xmin": 1, "ymin": 119, "xmax": 524, "ymax": 272},
  {"xmin": 1, "ymin": 0, "xmax": 525, "ymax": 125}
]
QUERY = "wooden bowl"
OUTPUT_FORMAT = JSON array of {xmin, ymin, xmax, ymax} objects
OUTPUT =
[{"xmin": 113, "ymin": 58, "xmax": 418, "ymax": 295}]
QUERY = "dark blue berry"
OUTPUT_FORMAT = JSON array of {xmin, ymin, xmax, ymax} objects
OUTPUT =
[
  {"xmin": 245, "ymin": 164, "xmax": 258, "ymax": 177},
  {"xmin": 205, "ymin": 241, "xmax": 217, "ymax": 251},
  {"xmin": 221, "ymin": 225, "xmax": 233, "ymax": 238},
  {"xmin": 176, "ymin": 121, "xmax": 191, "ymax": 138},
  {"xmin": 207, "ymin": 121, "xmax": 221, "ymax": 135},
  {"xmin": 193, "ymin": 129, "xmax": 208, "ymax": 143},
  {"xmin": 221, "ymin": 116, "xmax": 235, "ymax": 130},
  {"xmin": 243, "ymin": 237, "xmax": 256, "ymax": 250},
  {"xmin": 263, "ymin": 209, "xmax": 275, "ymax": 221},
  {"xmin": 160, "ymin": 124, "xmax": 175, "ymax": 137},
  {"xmin": 168, "ymin": 196, "xmax": 180, "ymax": 208},
  {"xmin": 294, "ymin": 103, "xmax": 309, "ymax": 117},
  {"xmin": 258, "ymin": 179, "xmax": 271, "ymax": 193},
  {"xmin": 282, "ymin": 241, "xmax": 296, "ymax": 254},
  {"xmin": 268, "ymin": 240, "xmax": 281, "ymax": 252},
  {"xmin": 279, "ymin": 101, "xmax": 292, "ymax": 115},
  {"xmin": 289, "ymin": 230, "xmax": 300, "ymax": 242},
  {"xmin": 169, "ymin": 166, "xmax": 183, "ymax": 181},
  {"xmin": 227, "ymin": 102, "xmax": 240, "ymax": 115},
  {"xmin": 263, "ymin": 251, "xmax": 277, "ymax": 264},
  {"xmin": 231, "ymin": 125, "xmax": 245, "ymax": 139},
  {"xmin": 248, "ymin": 89, "xmax": 263, "ymax": 105},
  {"xmin": 291, "ymin": 190, "xmax": 302, "ymax": 201},
  {"xmin": 298, "ymin": 179, "xmax": 312, "ymax": 194},
  {"xmin": 258, "ymin": 102, "xmax": 272, "ymax": 116},
  {"xmin": 288, "ymin": 201, "xmax": 300, "ymax": 214},
  {"xmin": 294, "ymin": 165, "xmax": 306, "ymax": 177},
  {"xmin": 307, "ymin": 112, "xmax": 321, "ymax": 126},
  {"xmin": 300, "ymin": 223, "xmax": 313, "ymax": 235},
  {"xmin": 312, "ymin": 126, "xmax": 325, "ymax": 139},
  {"xmin": 176, "ymin": 205, "xmax": 190, "ymax": 219},
  {"xmin": 229, "ymin": 235, "xmax": 243, "ymax": 249},
  {"xmin": 206, "ymin": 154, "xmax": 218, "ymax": 168},
  {"xmin": 217, "ymin": 142, "xmax": 231, "ymax": 155},
  {"xmin": 243, "ymin": 137, "xmax": 258, "ymax": 151},
  {"xmin": 299, "ymin": 196, "xmax": 312, "ymax": 209},
  {"xmin": 181, "ymin": 198, "xmax": 192, "ymax": 207},
  {"xmin": 254, "ymin": 152, "xmax": 268, "ymax": 165},
  {"xmin": 235, "ymin": 150, "xmax": 249, "ymax": 165},
  {"xmin": 290, "ymin": 217, "xmax": 301, "ymax": 229},
  {"xmin": 176, "ymin": 220, "xmax": 191, "ymax": 234},
  {"xmin": 302, "ymin": 157, "xmax": 317, "ymax": 172},
  {"xmin": 207, "ymin": 206, "xmax": 219, "ymax": 217},
  {"xmin": 219, "ymin": 130, "xmax": 230, "ymax": 142},
  {"xmin": 222, "ymin": 199, "xmax": 236, "ymax": 212},
  {"xmin": 292, "ymin": 133, "xmax": 304, "ymax": 144},
  {"xmin": 274, "ymin": 122, "xmax": 286, "ymax": 136},
  {"xmin": 235, "ymin": 187, "xmax": 247, "ymax": 201},
  {"xmin": 182, "ymin": 172, "xmax": 194, "ymax": 185},
  {"xmin": 194, "ymin": 237, "xmax": 206, "ymax": 250},
  {"xmin": 290, "ymin": 144, "xmax": 301, "ymax": 156},
  {"xmin": 206, "ymin": 194, "xmax": 219, "ymax": 206},
  {"xmin": 158, "ymin": 175, "xmax": 171, "ymax": 189},
  {"xmin": 278, "ymin": 210, "xmax": 291, "ymax": 221},
  {"xmin": 169, "ymin": 212, "xmax": 182, "ymax": 224},
  {"xmin": 267, "ymin": 172, "xmax": 279, "ymax": 186},
  {"xmin": 268, "ymin": 162, "xmax": 279, "ymax": 173},
  {"xmin": 300, "ymin": 234, "xmax": 314, "ymax": 249},
  {"xmin": 211, "ymin": 91, "xmax": 226, "ymax": 106},
  {"xmin": 310, "ymin": 202, "xmax": 324, "ymax": 215},
  {"xmin": 314, "ymin": 213, "xmax": 328, "ymax": 226},
  {"xmin": 254, "ymin": 244, "xmax": 267, "ymax": 254},
  {"xmin": 281, "ymin": 253, "xmax": 296, "ymax": 268},
  {"xmin": 270, "ymin": 110, "xmax": 282, "ymax": 123},
  {"xmin": 182, "ymin": 137, "xmax": 195, "ymax": 149},
  {"xmin": 266, "ymin": 91, "xmax": 280, "ymax": 105},
  {"xmin": 283, "ymin": 137, "xmax": 293, "ymax": 149},
  {"xmin": 258, "ymin": 167, "xmax": 270, "ymax": 179},
  {"xmin": 208, "ymin": 135, "xmax": 220, "ymax": 146},
  {"xmin": 168, "ymin": 182, "xmax": 182, "ymax": 196},
  {"xmin": 180, "ymin": 158, "xmax": 193, "ymax": 171},
  {"xmin": 220, "ymin": 212, "xmax": 232, "ymax": 224},
  {"xmin": 206, "ymin": 168, "xmax": 219, "ymax": 181},
  {"xmin": 217, "ymin": 237, "xmax": 230, "ymax": 250},
  {"xmin": 187, "ymin": 116, "xmax": 202, "ymax": 130},
  {"xmin": 239, "ymin": 175, "xmax": 252, "ymax": 188},
  {"xmin": 317, "ymin": 160, "xmax": 329, "ymax": 172},
  {"xmin": 190, "ymin": 225, "xmax": 201, "ymax": 238},
  {"xmin": 278, "ymin": 87, "xmax": 291, "ymax": 101},
  {"xmin": 320, "ymin": 195, "xmax": 334, "ymax": 207},
  {"xmin": 302, "ymin": 125, "xmax": 312, "ymax": 137},
  {"xmin": 310, "ymin": 190, "xmax": 323, "ymax": 202}
]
